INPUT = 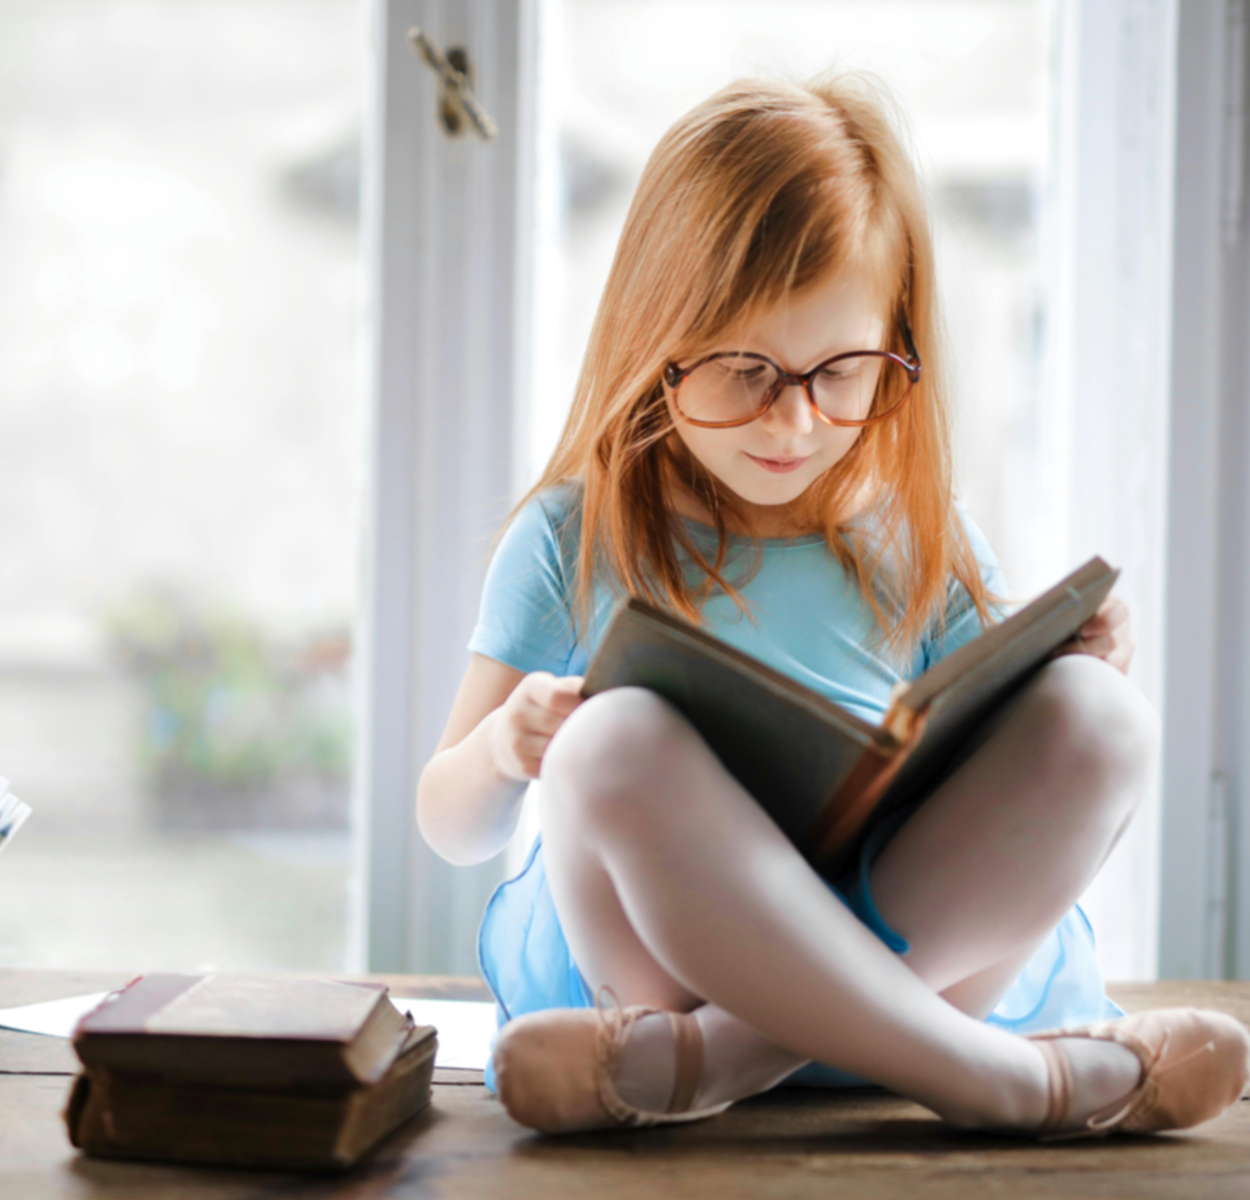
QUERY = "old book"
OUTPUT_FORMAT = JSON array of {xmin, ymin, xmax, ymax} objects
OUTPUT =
[
  {"xmin": 73, "ymin": 974, "xmax": 415, "ymax": 1090},
  {"xmin": 65, "ymin": 1023, "xmax": 437, "ymax": 1171},
  {"xmin": 583, "ymin": 556, "xmax": 1118, "ymax": 879}
]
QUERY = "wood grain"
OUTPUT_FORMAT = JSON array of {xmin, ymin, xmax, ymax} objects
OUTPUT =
[{"xmin": 2, "ymin": 970, "xmax": 1248, "ymax": 1199}]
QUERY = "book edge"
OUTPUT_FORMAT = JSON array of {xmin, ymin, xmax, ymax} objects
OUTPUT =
[{"xmin": 597, "ymin": 600, "xmax": 880, "ymax": 745}]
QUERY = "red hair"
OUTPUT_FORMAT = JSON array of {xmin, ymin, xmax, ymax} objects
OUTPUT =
[{"xmin": 513, "ymin": 74, "xmax": 992, "ymax": 656}]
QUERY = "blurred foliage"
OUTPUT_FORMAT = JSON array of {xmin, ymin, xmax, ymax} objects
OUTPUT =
[{"xmin": 104, "ymin": 588, "xmax": 351, "ymax": 798}]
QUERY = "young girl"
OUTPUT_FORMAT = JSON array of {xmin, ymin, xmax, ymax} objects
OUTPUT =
[{"xmin": 417, "ymin": 75, "xmax": 1250, "ymax": 1138}]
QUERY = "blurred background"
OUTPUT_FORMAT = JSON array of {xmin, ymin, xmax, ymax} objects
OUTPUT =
[
  {"xmin": 0, "ymin": 1, "xmax": 363, "ymax": 969},
  {"xmin": 0, "ymin": 1, "xmax": 1200, "ymax": 979}
]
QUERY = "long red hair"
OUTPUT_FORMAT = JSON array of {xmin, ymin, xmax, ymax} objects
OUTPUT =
[{"xmin": 514, "ymin": 74, "xmax": 992, "ymax": 657}]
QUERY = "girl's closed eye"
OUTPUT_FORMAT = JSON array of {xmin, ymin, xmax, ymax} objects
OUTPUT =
[
  {"xmin": 715, "ymin": 359, "xmax": 769, "ymax": 381},
  {"xmin": 818, "ymin": 362, "xmax": 863, "ymax": 380}
]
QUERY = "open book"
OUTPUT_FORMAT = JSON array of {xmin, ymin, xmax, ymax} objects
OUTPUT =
[
  {"xmin": 0, "ymin": 777, "xmax": 30, "ymax": 856},
  {"xmin": 583, "ymin": 558, "xmax": 1118, "ymax": 879}
]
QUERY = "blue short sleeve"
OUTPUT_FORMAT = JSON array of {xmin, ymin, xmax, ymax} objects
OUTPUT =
[
  {"xmin": 467, "ymin": 491, "xmax": 580, "ymax": 675},
  {"xmin": 924, "ymin": 508, "xmax": 1008, "ymax": 666}
]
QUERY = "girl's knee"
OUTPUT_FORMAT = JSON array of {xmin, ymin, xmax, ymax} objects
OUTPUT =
[
  {"xmin": 541, "ymin": 687, "xmax": 693, "ymax": 815},
  {"xmin": 1023, "ymin": 655, "xmax": 1160, "ymax": 801}
]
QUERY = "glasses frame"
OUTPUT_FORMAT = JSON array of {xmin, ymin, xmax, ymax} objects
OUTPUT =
[{"xmin": 662, "ymin": 314, "xmax": 923, "ymax": 429}]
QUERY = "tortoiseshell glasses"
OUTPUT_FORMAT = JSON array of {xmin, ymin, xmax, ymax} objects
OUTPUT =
[{"xmin": 662, "ymin": 315, "xmax": 922, "ymax": 429}]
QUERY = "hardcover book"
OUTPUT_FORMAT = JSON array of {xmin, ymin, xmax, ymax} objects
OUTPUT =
[
  {"xmin": 582, "ymin": 557, "xmax": 1118, "ymax": 878},
  {"xmin": 66, "ymin": 1024, "xmax": 437, "ymax": 1171},
  {"xmin": 72, "ymin": 973, "xmax": 416, "ymax": 1090},
  {"xmin": 65, "ymin": 974, "xmax": 436, "ymax": 1171}
]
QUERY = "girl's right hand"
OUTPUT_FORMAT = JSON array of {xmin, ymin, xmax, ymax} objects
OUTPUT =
[{"xmin": 489, "ymin": 672, "xmax": 585, "ymax": 781}]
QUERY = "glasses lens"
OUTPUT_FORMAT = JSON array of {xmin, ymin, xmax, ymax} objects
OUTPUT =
[
  {"xmin": 810, "ymin": 355, "xmax": 908, "ymax": 424},
  {"xmin": 676, "ymin": 354, "xmax": 780, "ymax": 425}
]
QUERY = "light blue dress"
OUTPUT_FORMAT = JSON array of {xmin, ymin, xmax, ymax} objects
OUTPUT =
[{"xmin": 470, "ymin": 485, "xmax": 1121, "ymax": 1091}]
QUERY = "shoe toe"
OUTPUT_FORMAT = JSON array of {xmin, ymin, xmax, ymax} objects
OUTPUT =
[
  {"xmin": 1124, "ymin": 1009, "xmax": 1250, "ymax": 1133},
  {"xmin": 493, "ymin": 1009, "xmax": 612, "ymax": 1134}
]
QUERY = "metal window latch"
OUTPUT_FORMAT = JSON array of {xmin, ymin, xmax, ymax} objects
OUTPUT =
[{"xmin": 407, "ymin": 27, "xmax": 498, "ymax": 143}]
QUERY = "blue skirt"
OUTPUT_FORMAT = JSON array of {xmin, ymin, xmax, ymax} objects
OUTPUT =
[{"xmin": 477, "ymin": 831, "xmax": 1122, "ymax": 1092}]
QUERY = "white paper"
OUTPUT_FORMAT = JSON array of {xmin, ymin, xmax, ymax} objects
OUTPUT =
[
  {"xmin": 0, "ymin": 990, "xmax": 497, "ymax": 1072},
  {"xmin": 0, "ymin": 991, "xmax": 111, "ymax": 1038},
  {"xmin": 389, "ymin": 996, "xmax": 496, "ymax": 1070}
]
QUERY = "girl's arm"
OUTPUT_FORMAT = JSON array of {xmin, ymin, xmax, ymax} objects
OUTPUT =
[{"xmin": 416, "ymin": 653, "xmax": 584, "ymax": 866}]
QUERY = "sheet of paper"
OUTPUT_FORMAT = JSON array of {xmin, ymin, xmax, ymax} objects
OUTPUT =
[
  {"xmin": 389, "ymin": 996, "xmax": 497, "ymax": 1070},
  {"xmin": 0, "ymin": 990, "xmax": 498, "ymax": 1072},
  {"xmin": 0, "ymin": 991, "xmax": 110, "ymax": 1038}
]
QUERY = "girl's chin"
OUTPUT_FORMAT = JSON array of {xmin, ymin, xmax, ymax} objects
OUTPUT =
[{"xmin": 721, "ymin": 474, "xmax": 814, "ymax": 508}]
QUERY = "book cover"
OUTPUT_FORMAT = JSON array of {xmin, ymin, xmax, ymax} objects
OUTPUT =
[
  {"xmin": 74, "ymin": 973, "xmax": 416, "ymax": 1089},
  {"xmin": 583, "ymin": 557, "xmax": 1118, "ymax": 878},
  {"xmin": 65, "ymin": 1024, "xmax": 438, "ymax": 1170}
]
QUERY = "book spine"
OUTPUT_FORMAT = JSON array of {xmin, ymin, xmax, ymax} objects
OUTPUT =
[{"xmin": 807, "ymin": 704, "xmax": 932, "ymax": 877}]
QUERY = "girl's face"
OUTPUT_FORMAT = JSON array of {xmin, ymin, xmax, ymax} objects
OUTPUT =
[{"xmin": 663, "ymin": 268, "xmax": 888, "ymax": 535}]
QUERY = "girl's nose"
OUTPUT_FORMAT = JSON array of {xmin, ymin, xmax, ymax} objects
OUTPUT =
[{"xmin": 759, "ymin": 383, "xmax": 814, "ymax": 436}]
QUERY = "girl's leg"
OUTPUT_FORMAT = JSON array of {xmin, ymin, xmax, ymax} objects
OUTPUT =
[
  {"xmin": 537, "ymin": 657, "xmax": 1158, "ymax": 1128},
  {"xmin": 869, "ymin": 654, "xmax": 1156, "ymax": 1000}
]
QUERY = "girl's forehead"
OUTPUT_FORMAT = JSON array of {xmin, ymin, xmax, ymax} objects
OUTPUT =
[{"xmin": 712, "ymin": 268, "xmax": 891, "ymax": 355}]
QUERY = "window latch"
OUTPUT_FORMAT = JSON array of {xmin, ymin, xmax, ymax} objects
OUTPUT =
[{"xmin": 406, "ymin": 28, "xmax": 498, "ymax": 143}]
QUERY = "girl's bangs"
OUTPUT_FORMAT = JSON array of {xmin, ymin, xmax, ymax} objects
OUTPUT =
[{"xmin": 684, "ymin": 177, "xmax": 908, "ymax": 356}]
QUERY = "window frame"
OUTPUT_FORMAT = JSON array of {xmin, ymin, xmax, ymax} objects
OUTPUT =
[{"xmin": 353, "ymin": 0, "xmax": 538, "ymax": 973}]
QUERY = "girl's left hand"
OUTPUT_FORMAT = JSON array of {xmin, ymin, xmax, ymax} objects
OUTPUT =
[{"xmin": 1058, "ymin": 592, "xmax": 1135, "ymax": 675}]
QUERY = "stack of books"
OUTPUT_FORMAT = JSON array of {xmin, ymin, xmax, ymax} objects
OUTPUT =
[{"xmin": 64, "ymin": 973, "xmax": 437, "ymax": 1170}]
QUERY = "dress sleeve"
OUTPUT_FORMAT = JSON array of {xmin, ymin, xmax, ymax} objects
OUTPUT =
[
  {"xmin": 923, "ymin": 508, "xmax": 1008, "ymax": 668},
  {"xmin": 467, "ymin": 493, "xmax": 581, "ymax": 676}
]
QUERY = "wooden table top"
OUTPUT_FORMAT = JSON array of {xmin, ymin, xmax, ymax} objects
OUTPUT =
[{"xmin": 3, "ymin": 969, "xmax": 1249, "ymax": 1200}]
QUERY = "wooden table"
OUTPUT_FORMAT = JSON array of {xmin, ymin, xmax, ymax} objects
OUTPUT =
[{"xmin": 2, "ymin": 970, "xmax": 1248, "ymax": 1199}]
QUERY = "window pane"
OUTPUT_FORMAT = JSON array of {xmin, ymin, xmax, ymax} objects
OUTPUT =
[{"xmin": 0, "ymin": 1, "xmax": 363, "ymax": 970}]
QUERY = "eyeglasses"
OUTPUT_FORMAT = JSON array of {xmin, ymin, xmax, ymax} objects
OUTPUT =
[{"xmin": 662, "ymin": 316, "xmax": 922, "ymax": 429}]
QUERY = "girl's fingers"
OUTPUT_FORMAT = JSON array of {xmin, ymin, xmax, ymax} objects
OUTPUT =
[
  {"xmin": 1080, "ymin": 593, "xmax": 1128, "ymax": 638},
  {"xmin": 548, "ymin": 676, "xmax": 586, "ymax": 712},
  {"xmin": 509, "ymin": 732, "xmax": 551, "ymax": 779},
  {"xmin": 515, "ymin": 731, "xmax": 550, "ymax": 758},
  {"xmin": 1059, "ymin": 591, "xmax": 1134, "ymax": 674},
  {"xmin": 1076, "ymin": 631, "xmax": 1117, "ymax": 659},
  {"xmin": 531, "ymin": 673, "xmax": 585, "ymax": 715},
  {"xmin": 526, "ymin": 703, "xmax": 571, "ymax": 737}
]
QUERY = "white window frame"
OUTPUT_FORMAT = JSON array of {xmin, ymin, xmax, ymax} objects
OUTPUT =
[
  {"xmin": 353, "ymin": 0, "xmax": 1250, "ymax": 979},
  {"xmin": 1157, "ymin": 0, "xmax": 1250, "ymax": 979},
  {"xmin": 351, "ymin": 0, "xmax": 538, "ymax": 973},
  {"xmin": 1046, "ymin": 0, "xmax": 1177, "ymax": 981},
  {"xmin": 1047, "ymin": 0, "xmax": 1250, "ymax": 981}
]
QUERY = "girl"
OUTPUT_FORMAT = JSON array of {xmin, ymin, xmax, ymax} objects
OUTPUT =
[{"xmin": 417, "ymin": 75, "xmax": 1250, "ymax": 1138}]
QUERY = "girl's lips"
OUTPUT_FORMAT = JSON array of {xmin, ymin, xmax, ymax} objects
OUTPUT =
[{"xmin": 746, "ymin": 453, "xmax": 810, "ymax": 474}]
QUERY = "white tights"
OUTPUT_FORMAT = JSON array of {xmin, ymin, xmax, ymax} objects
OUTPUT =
[{"xmin": 537, "ymin": 655, "xmax": 1161, "ymax": 1130}]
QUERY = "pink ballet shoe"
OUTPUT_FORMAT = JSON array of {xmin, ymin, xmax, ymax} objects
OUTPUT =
[
  {"xmin": 492, "ymin": 986, "xmax": 733, "ymax": 1134},
  {"xmin": 1029, "ymin": 1007, "xmax": 1250, "ymax": 1138}
]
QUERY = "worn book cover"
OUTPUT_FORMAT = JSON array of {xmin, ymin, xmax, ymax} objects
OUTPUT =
[
  {"xmin": 73, "ymin": 973, "xmax": 416, "ymax": 1090},
  {"xmin": 65, "ymin": 1023, "xmax": 438, "ymax": 1171},
  {"xmin": 583, "ymin": 557, "xmax": 1118, "ymax": 878}
]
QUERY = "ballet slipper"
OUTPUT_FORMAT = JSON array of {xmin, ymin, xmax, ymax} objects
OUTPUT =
[
  {"xmin": 1028, "ymin": 1007, "xmax": 1250, "ymax": 1138},
  {"xmin": 492, "ymin": 986, "xmax": 733, "ymax": 1134}
]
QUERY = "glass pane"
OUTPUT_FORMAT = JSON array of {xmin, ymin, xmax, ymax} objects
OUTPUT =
[
  {"xmin": 533, "ymin": 0, "xmax": 1056, "ymax": 595},
  {"xmin": 0, "ymin": 1, "xmax": 364, "ymax": 970}
]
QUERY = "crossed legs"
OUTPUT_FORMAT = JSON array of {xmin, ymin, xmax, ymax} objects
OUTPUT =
[{"xmin": 535, "ymin": 655, "xmax": 1159, "ymax": 1128}]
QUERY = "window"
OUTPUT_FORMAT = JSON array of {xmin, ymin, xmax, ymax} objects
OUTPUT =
[{"xmin": 0, "ymin": 0, "xmax": 365, "ymax": 971}]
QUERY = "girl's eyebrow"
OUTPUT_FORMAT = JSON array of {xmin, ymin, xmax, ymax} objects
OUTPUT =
[{"xmin": 706, "ymin": 337, "xmax": 880, "ymax": 364}]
